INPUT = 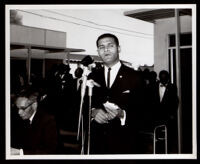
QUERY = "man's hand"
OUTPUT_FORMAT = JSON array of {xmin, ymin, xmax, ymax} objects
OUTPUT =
[
  {"xmin": 92, "ymin": 109, "xmax": 109, "ymax": 124},
  {"xmin": 103, "ymin": 101, "xmax": 124, "ymax": 120},
  {"xmin": 11, "ymin": 147, "xmax": 20, "ymax": 155}
]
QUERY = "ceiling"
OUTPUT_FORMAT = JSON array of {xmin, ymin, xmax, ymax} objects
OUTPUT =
[{"xmin": 124, "ymin": 9, "xmax": 192, "ymax": 23}]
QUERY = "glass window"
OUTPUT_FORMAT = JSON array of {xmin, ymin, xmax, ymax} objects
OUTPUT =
[{"xmin": 169, "ymin": 33, "xmax": 192, "ymax": 47}]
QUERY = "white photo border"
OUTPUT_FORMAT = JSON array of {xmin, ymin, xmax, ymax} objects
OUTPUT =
[{"xmin": 5, "ymin": 4, "xmax": 197, "ymax": 160}]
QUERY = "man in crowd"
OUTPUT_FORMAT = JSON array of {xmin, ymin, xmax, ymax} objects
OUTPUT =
[
  {"xmin": 145, "ymin": 70, "xmax": 179, "ymax": 153},
  {"xmin": 89, "ymin": 33, "xmax": 145, "ymax": 154},
  {"xmin": 156, "ymin": 70, "xmax": 179, "ymax": 153}
]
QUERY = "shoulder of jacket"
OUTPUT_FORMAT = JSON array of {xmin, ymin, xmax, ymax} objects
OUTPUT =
[{"xmin": 121, "ymin": 63, "xmax": 135, "ymax": 72}]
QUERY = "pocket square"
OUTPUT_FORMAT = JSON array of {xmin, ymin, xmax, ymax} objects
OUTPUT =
[{"xmin": 122, "ymin": 90, "xmax": 130, "ymax": 93}]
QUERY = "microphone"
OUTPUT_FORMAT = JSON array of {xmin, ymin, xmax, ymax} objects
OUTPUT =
[
  {"xmin": 77, "ymin": 60, "xmax": 92, "ymax": 141},
  {"xmin": 77, "ymin": 55, "xmax": 101, "ymax": 149},
  {"xmin": 86, "ymin": 79, "xmax": 100, "ymax": 88},
  {"xmin": 80, "ymin": 67, "xmax": 90, "ymax": 98},
  {"xmin": 87, "ymin": 79, "xmax": 100, "ymax": 97},
  {"xmin": 80, "ymin": 55, "xmax": 95, "ymax": 97},
  {"xmin": 80, "ymin": 55, "xmax": 94, "ymax": 67},
  {"xmin": 80, "ymin": 65, "xmax": 99, "ymax": 97}
]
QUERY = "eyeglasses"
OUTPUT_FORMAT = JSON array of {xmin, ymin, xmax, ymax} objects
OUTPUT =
[
  {"xmin": 98, "ymin": 43, "xmax": 116, "ymax": 52},
  {"xmin": 17, "ymin": 101, "xmax": 35, "ymax": 111}
]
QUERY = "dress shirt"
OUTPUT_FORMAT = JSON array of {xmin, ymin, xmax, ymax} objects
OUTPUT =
[
  {"xmin": 104, "ymin": 61, "xmax": 126, "ymax": 125},
  {"xmin": 159, "ymin": 83, "xmax": 166, "ymax": 102},
  {"xmin": 104, "ymin": 61, "xmax": 121, "ymax": 88},
  {"xmin": 29, "ymin": 108, "xmax": 37, "ymax": 124}
]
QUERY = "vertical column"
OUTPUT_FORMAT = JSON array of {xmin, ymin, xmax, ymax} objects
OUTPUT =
[
  {"xmin": 66, "ymin": 50, "xmax": 70, "ymax": 65},
  {"xmin": 27, "ymin": 46, "xmax": 31, "ymax": 84},
  {"xmin": 175, "ymin": 9, "xmax": 182, "ymax": 154},
  {"xmin": 170, "ymin": 49, "xmax": 174, "ymax": 84},
  {"xmin": 42, "ymin": 58, "xmax": 45, "ymax": 79},
  {"xmin": 42, "ymin": 50, "xmax": 47, "ymax": 79},
  {"xmin": 63, "ymin": 50, "xmax": 70, "ymax": 65}
]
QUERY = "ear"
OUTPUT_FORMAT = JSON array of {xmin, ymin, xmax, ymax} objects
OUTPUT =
[
  {"xmin": 32, "ymin": 102, "xmax": 38, "ymax": 111},
  {"xmin": 118, "ymin": 45, "xmax": 121, "ymax": 53},
  {"xmin": 97, "ymin": 49, "xmax": 101, "ymax": 58}
]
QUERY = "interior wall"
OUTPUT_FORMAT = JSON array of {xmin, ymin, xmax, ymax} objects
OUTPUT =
[{"xmin": 154, "ymin": 15, "xmax": 192, "ymax": 74}]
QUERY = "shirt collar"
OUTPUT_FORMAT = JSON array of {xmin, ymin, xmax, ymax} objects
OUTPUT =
[
  {"xmin": 29, "ymin": 107, "xmax": 37, "ymax": 124},
  {"xmin": 104, "ymin": 61, "xmax": 121, "ymax": 71},
  {"xmin": 159, "ymin": 83, "xmax": 167, "ymax": 87}
]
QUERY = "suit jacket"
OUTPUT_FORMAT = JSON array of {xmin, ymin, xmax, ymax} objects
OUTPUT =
[
  {"xmin": 146, "ymin": 81, "xmax": 179, "ymax": 126},
  {"xmin": 88, "ymin": 63, "xmax": 145, "ymax": 154},
  {"xmin": 11, "ymin": 105, "xmax": 58, "ymax": 155}
]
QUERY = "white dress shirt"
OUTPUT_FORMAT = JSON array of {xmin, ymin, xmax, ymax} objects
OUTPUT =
[
  {"xmin": 104, "ymin": 61, "xmax": 126, "ymax": 125},
  {"xmin": 104, "ymin": 61, "xmax": 121, "ymax": 88},
  {"xmin": 159, "ymin": 83, "xmax": 166, "ymax": 102},
  {"xmin": 29, "ymin": 109, "xmax": 37, "ymax": 124}
]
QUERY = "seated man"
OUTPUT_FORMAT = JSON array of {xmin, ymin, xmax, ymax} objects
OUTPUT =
[{"xmin": 11, "ymin": 86, "xmax": 58, "ymax": 155}]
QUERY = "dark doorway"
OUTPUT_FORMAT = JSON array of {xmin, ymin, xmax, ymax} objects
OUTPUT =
[
  {"xmin": 168, "ymin": 33, "xmax": 192, "ymax": 153},
  {"xmin": 180, "ymin": 48, "xmax": 192, "ymax": 153},
  {"xmin": 10, "ymin": 59, "xmax": 27, "ymax": 94},
  {"xmin": 31, "ymin": 59, "xmax": 43, "ymax": 80}
]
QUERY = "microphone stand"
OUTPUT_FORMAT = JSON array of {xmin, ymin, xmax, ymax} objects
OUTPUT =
[
  {"xmin": 87, "ymin": 82, "xmax": 94, "ymax": 154},
  {"xmin": 77, "ymin": 67, "xmax": 89, "ymax": 154},
  {"xmin": 77, "ymin": 65, "xmax": 98, "ymax": 155}
]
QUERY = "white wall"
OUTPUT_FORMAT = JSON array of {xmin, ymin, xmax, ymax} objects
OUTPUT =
[
  {"xmin": 14, "ymin": 8, "xmax": 154, "ymax": 69},
  {"xmin": 154, "ymin": 15, "xmax": 192, "ymax": 74}
]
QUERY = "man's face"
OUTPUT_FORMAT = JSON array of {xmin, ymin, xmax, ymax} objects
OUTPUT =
[
  {"xmin": 159, "ymin": 74, "xmax": 168, "ymax": 85},
  {"xmin": 97, "ymin": 37, "xmax": 120, "ymax": 67},
  {"xmin": 15, "ymin": 97, "xmax": 35, "ymax": 120}
]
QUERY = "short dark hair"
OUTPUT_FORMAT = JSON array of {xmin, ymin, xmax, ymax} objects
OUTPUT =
[
  {"xmin": 159, "ymin": 70, "xmax": 169, "ymax": 79},
  {"xmin": 96, "ymin": 33, "xmax": 119, "ymax": 47}
]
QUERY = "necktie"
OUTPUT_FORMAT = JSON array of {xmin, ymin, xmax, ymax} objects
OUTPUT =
[{"xmin": 107, "ymin": 67, "xmax": 111, "ymax": 88}]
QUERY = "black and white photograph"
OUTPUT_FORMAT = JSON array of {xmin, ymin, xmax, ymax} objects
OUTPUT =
[{"xmin": 5, "ymin": 4, "xmax": 197, "ymax": 160}]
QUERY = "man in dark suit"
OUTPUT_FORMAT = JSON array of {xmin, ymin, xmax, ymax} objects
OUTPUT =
[
  {"xmin": 156, "ymin": 70, "xmax": 179, "ymax": 123},
  {"xmin": 146, "ymin": 70, "xmax": 179, "ymax": 153},
  {"xmin": 89, "ymin": 33, "xmax": 145, "ymax": 154},
  {"xmin": 11, "ymin": 86, "xmax": 58, "ymax": 155}
]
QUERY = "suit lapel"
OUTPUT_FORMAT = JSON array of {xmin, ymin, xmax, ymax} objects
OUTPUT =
[
  {"xmin": 161, "ymin": 84, "xmax": 169, "ymax": 103},
  {"xmin": 98, "ymin": 67, "xmax": 107, "ymax": 88},
  {"xmin": 156, "ymin": 83, "xmax": 161, "ymax": 103},
  {"xmin": 97, "ymin": 63, "xmax": 126, "ymax": 90}
]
